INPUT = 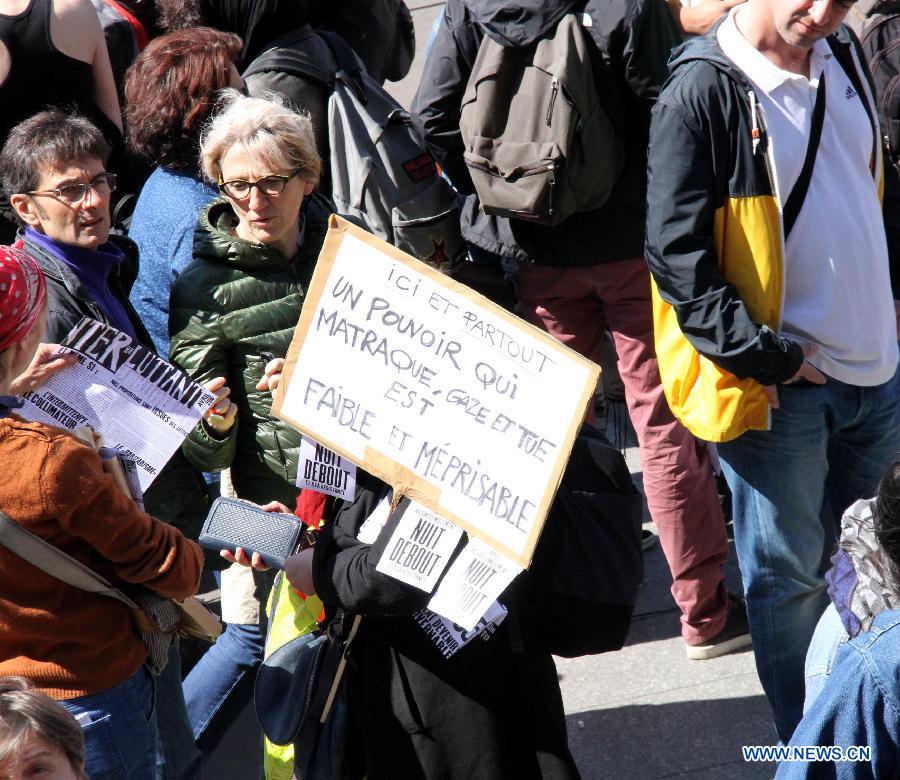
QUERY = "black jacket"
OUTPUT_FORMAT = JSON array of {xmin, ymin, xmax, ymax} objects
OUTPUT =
[
  {"xmin": 410, "ymin": 0, "xmax": 681, "ymax": 267},
  {"xmin": 21, "ymin": 231, "xmax": 213, "ymax": 548},
  {"xmin": 312, "ymin": 474, "xmax": 581, "ymax": 779}
]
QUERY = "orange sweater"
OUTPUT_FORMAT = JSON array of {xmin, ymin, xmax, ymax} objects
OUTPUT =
[{"xmin": 0, "ymin": 415, "xmax": 203, "ymax": 699}]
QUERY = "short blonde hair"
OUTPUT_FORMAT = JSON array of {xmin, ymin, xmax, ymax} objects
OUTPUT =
[{"xmin": 200, "ymin": 89, "xmax": 321, "ymax": 186}]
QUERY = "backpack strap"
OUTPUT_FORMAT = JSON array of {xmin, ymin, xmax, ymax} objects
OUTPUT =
[
  {"xmin": 316, "ymin": 31, "xmax": 368, "ymax": 104},
  {"xmin": 0, "ymin": 509, "xmax": 139, "ymax": 610},
  {"xmin": 782, "ymin": 72, "xmax": 826, "ymax": 240},
  {"xmin": 242, "ymin": 26, "xmax": 335, "ymax": 88}
]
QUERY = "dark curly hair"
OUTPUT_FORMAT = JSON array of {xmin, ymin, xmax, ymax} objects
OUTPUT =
[
  {"xmin": 874, "ymin": 461, "xmax": 900, "ymax": 582},
  {"xmin": 124, "ymin": 27, "xmax": 243, "ymax": 172}
]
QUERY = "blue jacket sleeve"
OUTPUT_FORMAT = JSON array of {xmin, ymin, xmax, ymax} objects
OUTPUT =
[{"xmin": 776, "ymin": 642, "xmax": 897, "ymax": 779}]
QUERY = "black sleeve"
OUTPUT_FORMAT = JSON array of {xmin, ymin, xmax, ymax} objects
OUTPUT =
[
  {"xmin": 882, "ymin": 157, "xmax": 900, "ymax": 300},
  {"xmin": 312, "ymin": 489, "xmax": 434, "ymax": 615},
  {"xmin": 621, "ymin": 0, "xmax": 683, "ymax": 102},
  {"xmin": 409, "ymin": 0, "xmax": 480, "ymax": 194},
  {"xmin": 645, "ymin": 98, "xmax": 804, "ymax": 384}
]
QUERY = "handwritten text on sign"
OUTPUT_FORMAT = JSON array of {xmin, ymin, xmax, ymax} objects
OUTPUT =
[{"xmin": 275, "ymin": 219, "xmax": 598, "ymax": 565}]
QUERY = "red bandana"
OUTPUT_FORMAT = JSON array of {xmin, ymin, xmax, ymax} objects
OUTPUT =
[{"xmin": 0, "ymin": 245, "xmax": 47, "ymax": 352}]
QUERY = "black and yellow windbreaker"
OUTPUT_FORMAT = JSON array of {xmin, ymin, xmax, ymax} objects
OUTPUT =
[{"xmin": 645, "ymin": 26, "xmax": 900, "ymax": 443}]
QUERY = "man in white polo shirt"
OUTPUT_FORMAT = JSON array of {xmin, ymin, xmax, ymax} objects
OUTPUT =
[{"xmin": 645, "ymin": 0, "xmax": 900, "ymax": 742}]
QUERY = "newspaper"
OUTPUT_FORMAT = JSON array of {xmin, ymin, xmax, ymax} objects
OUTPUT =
[{"xmin": 19, "ymin": 317, "xmax": 215, "ymax": 491}]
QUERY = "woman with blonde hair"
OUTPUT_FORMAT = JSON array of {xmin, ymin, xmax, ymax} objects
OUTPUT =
[{"xmin": 169, "ymin": 90, "xmax": 332, "ymax": 757}]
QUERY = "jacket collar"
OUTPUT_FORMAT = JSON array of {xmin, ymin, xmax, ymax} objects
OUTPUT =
[
  {"xmin": 464, "ymin": 0, "xmax": 581, "ymax": 47},
  {"xmin": 668, "ymin": 19, "xmax": 858, "ymax": 89},
  {"xmin": 194, "ymin": 193, "xmax": 332, "ymax": 272},
  {"xmin": 20, "ymin": 230, "xmax": 139, "ymax": 304}
]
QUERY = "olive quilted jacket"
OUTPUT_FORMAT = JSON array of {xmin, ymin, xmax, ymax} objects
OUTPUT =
[{"xmin": 169, "ymin": 193, "xmax": 332, "ymax": 505}]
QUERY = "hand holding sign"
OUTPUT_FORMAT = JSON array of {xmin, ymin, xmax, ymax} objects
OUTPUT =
[{"xmin": 273, "ymin": 217, "xmax": 598, "ymax": 568}]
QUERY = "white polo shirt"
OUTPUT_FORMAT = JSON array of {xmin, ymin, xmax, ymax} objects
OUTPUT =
[{"xmin": 718, "ymin": 8, "xmax": 898, "ymax": 386}]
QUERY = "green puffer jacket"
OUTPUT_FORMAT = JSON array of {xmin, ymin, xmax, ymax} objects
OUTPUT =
[{"xmin": 169, "ymin": 193, "xmax": 332, "ymax": 506}]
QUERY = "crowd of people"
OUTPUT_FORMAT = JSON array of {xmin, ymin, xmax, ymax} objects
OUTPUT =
[{"xmin": 0, "ymin": 0, "xmax": 897, "ymax": 777}]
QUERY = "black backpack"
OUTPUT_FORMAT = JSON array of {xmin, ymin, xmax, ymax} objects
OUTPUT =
[
  {"xmin": 850, "ymin": 1, "xmax": 900, "ymax": 170},
  {"xmin": 520, "ymin": 423, "xmax": 643, "ymax": 657}
]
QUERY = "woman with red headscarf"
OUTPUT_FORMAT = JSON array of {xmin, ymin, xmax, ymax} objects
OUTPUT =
[{"xmin": 0, "ymin": 245, "xmax": 204, "ymax": 779}]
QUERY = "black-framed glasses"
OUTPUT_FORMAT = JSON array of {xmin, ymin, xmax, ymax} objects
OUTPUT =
[
  {"xmin": 218, "ymin": 169, "xmax": 302, "ymax": 200},
  {"xmin": 25, "ymin": 173, "xmax": 117, "ymax": 204}
]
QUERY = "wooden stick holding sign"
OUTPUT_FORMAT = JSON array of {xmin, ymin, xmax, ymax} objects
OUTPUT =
[{"xmin": 272, "ymin": 216, "xmax": 598, "ymax": 568}]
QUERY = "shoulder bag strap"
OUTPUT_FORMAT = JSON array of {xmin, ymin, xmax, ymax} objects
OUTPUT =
[
  {"xmin": 0, "ymin": 510, "xmax": 139, "ymax": 610},
  {"xmin": 783, "ymin": 71, "xmax": 827, "ymax": 240}
]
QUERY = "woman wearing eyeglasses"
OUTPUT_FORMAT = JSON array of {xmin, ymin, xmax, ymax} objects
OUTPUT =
[{"xmin": 168, "ymin": 90, "xmax": 331, "ymax": 760}]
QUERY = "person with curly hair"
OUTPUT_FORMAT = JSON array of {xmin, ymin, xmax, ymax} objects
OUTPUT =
[{"xmin": 125, "ymin": 26, "xmax": 244, "ymax": 357}]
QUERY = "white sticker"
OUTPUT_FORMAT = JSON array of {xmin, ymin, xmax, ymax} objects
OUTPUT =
[
  {"xmin": 296, "ymin": 436, "xmax": 356, "ymax": 501},
  {"xmin": 356, "ymin": 494, "xmax": 392, "ymax": 544},
  {"xmin": 375, "ymin": 502, "xmax": 463, "ymax": 591},
  {"xmin": 414, "ymin": 601, "xmax": 508, "ymax": 658},
  {"xmin": 427, "ymin": 538, "xmax": 522, "ymax": 630}
]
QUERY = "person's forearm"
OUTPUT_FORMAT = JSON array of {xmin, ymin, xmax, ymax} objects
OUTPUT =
[{"xmin": 666, "ymin": 0, "xmax": 744, "ymax": 36}]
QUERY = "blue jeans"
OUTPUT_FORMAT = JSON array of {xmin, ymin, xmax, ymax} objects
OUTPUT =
[
  {"xmin": 717, "ymin": 368, "xmax": 900, "ymax": 743},
  {"xmin": 156, "ymin": 641, "xmax": 202, "ymax": 779},
  {"xmin": 182, "ymin": 621, "xmax": 265, "ymax": 752},
  {"xmin": 62, "ymin": 665, "xmax": 157, "ymax": 780}
]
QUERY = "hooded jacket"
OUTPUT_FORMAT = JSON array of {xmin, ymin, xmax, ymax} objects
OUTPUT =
[
  {"xmin": 168, "ymin": 193, "xmax": 331, "ymax": 506},
  {"xmin": 410, "ymin": 0, "xmax": 681, "ymax": 267},
  {"xmin": 645, "ymin": 26, "xmax": 900, "ymax": 443}
]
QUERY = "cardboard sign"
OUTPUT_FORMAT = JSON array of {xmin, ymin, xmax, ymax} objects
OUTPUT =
[
  {"xmin": 273, "ymin": 216, "xmax": 598, "ymax": 567},
  {"xmin": 376, "ymin": 501, "xmax": 463, "ymax": 591},
  {"xmin": 297, "ymin": 435, "xmax": 356, "ymax": 500},
  {"xmin": 426, "ymin": 538, "xmax": 522, "ymax": 630}
]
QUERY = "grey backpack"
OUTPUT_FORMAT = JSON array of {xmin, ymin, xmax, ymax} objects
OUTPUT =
[
  {"xmin": 247, "ymin": 31, "xmax": 464, "ymax": 268},
  {"xmin": 459, "ymin": 13, "xmax": 623, "ymax": 227}
]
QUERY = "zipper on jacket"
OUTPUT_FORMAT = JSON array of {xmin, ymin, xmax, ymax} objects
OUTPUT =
[
  {"xmin": 883, "ymin": 76, "xmax": 900, "ymax": 167},
  {"xmin": 846, "ymin": 39, "xmax": 883, "ymax": 179},
  {"xmin": 546, "ymin": 77, "xmax": 560, "ymax": 126},
  {"xmin": 750, "ymin": 88, "xmax": 785, "ymax": 431}
]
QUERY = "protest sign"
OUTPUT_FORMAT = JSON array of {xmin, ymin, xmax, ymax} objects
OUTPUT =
[
  {"xmin": 274, "ymin": 216, "xmax": 598, "ymax": 567},
  {"xmin": 297, "ymin": 436, "xmax": 356, "ymax": 500},
  {"xmin": 19, "ymin": 318, "xmax": 214, "ymax": 490},
  {"xmin": 426, "ymin": 538, "xmax": 521, "ymax": 630},
  {"xmin": 376, "ymin": 501, "xmax": 463, "ymax": 591}
]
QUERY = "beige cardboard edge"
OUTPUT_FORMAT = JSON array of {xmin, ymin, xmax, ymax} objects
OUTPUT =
[{"xmin": 273, "ymin": 215, "xmax": 601, "ymax": 569}]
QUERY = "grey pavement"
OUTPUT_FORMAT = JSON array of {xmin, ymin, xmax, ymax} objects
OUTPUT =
[{"xmin": 203, "ymin": 7, "xmax": 779, "ymax": 776}]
